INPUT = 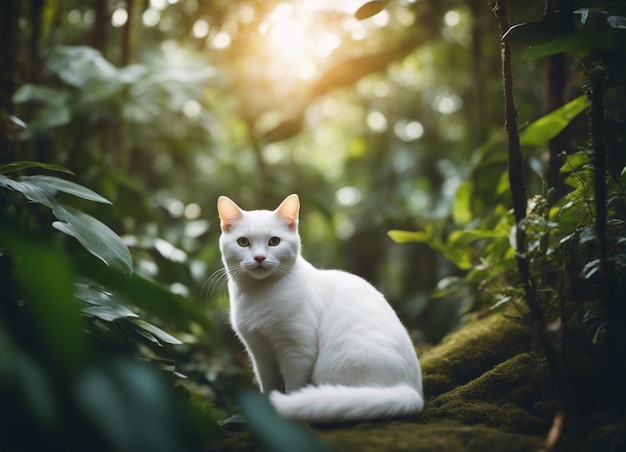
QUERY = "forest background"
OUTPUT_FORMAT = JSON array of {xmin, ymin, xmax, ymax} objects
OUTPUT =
[{"xmin": 1, "ymin": 0, "xmax": 625, "ymax": 450}]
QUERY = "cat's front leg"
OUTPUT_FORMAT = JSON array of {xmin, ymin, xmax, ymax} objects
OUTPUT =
[
  {"xmin": 254, "ymin": 359, "xmax": 284, "ymax": 393},
  {"xmin": 245, "ymin": 337, "xmax": 284, "ymax": 393},
  {"xmin": 279, "ymin": 351, "xmax": 315, "ymax": 393}
]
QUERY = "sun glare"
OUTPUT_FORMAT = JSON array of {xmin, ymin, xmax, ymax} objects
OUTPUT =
[
  {"xmin": 264, "ymin": 7, "xmax": 310, "ymax": 62},
  {"xmin": 259, "ymin": 2, "xmax": 343, "ymax": 80}
]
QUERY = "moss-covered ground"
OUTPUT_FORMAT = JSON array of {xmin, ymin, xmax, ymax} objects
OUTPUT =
[{"xmin": 208, "ymin": 313, "xmax": 624, "ymax": 451}]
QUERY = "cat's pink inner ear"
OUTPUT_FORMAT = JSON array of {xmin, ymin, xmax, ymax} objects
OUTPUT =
[
  {"xmin": 218, "ymin": 196, "xmax": 243, "ymax": 232},
  {"xmin": 276, "ymin": 194, "xmax": 300, "ymax": 230}
]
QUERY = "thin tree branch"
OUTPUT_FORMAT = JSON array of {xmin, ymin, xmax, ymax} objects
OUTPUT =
[
  {"xmin": 586, "ymin": 55, "xmax": 626, "ymax": 393},
  {"xmin": 491, "ymin": 0, "xmax": 570, "ymax": 419}
]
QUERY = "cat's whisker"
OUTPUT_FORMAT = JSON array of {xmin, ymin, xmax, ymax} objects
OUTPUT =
[
  {"xmin": 275, "ymin": 263, "xmax": 297, "ymax": 279},
  {"xmin": 228, "ymin": 265, "xmax": 246, "ymax": 282},
  {"xmin": 202, "ymin": 270, "xmax": 220, "ymax": 294},
  {"xmin": 202, "ymin": 265, "xmax": 239, "ymax": 301}
]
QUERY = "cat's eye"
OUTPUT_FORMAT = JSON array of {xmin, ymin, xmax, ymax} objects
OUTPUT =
[
  {"xmin": 237, "ymin": 237, "xmax": 250, "ymax": 247},
  {"xmin": 268, "ymin": 237, "xmax": 281, "ymax": 246}
]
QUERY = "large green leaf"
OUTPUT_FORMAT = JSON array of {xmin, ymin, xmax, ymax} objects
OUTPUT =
[
  {"xmin": 74, "ymin": 358, "xmax": 211, "ymax": 452},
  {"xmin": 22, "ymin": 175, "xmax": 112, "ymax": 204},
  {"xmin": 0, "ymin": 326, "xmax": 60, "ymax": 429},
  {"xmin": 524, "ymin": 32, "xmax": 590, "ymax": 59},
  {"xmin": 75, "ymin": 280, "xmax": 183, "ymax": 347},
  {"xmin": 52, "ymin": 206, "xmax": 133, "ymax": 274},
  {"xmin": 523, "ymin": 10, "xmax": 626, "ymax": 59},
  {"xmin": 75, "ymin": 282, "xmax": 138, "ymax": 321},
  {"xmin": 238, "ymin": 390, "xmax": 326, "ymax": 452},
  {"xmin": 520, "ymin": 95, "xmax": 589, "ymax": 147},
  {"xmin": 388, "ymin": 226, "xmax": 453, "ymax": 262},
  {"xmin": 0, "ymin": 174, "xmax": 56, "ymax": 207},
  {"xmin": 76, "ymin": 258, "xmax": 195, "ymax": 329},
  {"xmin": 389, "ymin": 224, "xmax": 509, "ymax": 271},
  {"xmin": 129, "ymin": 319, "xmax": 183, "ymax": 345},
  {"xmin": 0, "ymin": 173, "xmax": 109, "ymax": 206},
  {"xmin": 1, "ymin": 172, "xmax": 132, "ymax": 274},
  {"xmin": 452, "ymin": 181, "xmax": 473, "ymax": 225},
  {"xmin": 560, "ymin": 151, "xmax": 590, "ymax": 174},
  {"xmin": 0, "ymin": 161, "xmax": 74, "ymax": 175},
  {"xmin": 388, "ymin": 229, "xmax": 433, "ymax": 244},
  {"xmin": 0, "ymin": 214, "xmax": 89, "ymax": 372}
]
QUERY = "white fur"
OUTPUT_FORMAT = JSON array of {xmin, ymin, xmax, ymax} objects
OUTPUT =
[{"xmin": 218, "ymin": 195, "xmax": 423, "ymax": 423}]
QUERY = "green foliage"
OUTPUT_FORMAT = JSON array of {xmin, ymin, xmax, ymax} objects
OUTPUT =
[
  {"xmin": 390, "ymin": 76, "xmax": 625, "ymax": 331},
  {"xmin": 519, "ymin": 95, "xmax": 589, "ymax": 147},
  {"xmin": 72, "ymin": 357, "xmax": 215, "ymax": 452},
  {"xmin": 0, "ymin": 163, "xmax": 132, "ymax": 272},
  {"xmin": 389, "ymin": 217, "xmax": 512, "ymax": 272},
  {"xmin": 0, "ymin": 215, "xmax": 87, "ymax": 372},
  {"xmin": 52, "ymin": 206, "xmax": 133, "ymax": 273},
  {"xmin": 0, "ymin": 216, "xmax": 219, "ymax": 451},
  {"xmin": 0, "ymin": 162, "xmax": 220, "ymax": 450},
  {"xmin": 0, "ymin": 161, "xmax": 74, "ymax": 175},
  {"xmin": 76, "ymin": 279, "xmax": 183, "ymax": 349},
  {"xmin": 238, "ymin": 391, "xmax": 327, "ymax": 452},
  {"xmin": 504, "ymin": 7, "xmax": 626, "ymax": 60}
]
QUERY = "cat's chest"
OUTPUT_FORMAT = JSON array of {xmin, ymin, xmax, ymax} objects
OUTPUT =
[{"xmin": 231, "ymin": 282, "xmax": 316, "ymax": 336}]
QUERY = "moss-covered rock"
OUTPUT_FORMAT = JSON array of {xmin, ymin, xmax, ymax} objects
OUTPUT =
[
  {"xmin": 416, "ymin": 314, "xmax": 554, "ymax": 436},
  {"xmin": 422, "ymin": 352, "xmax": 554, "ymax": 434},
  {"xmin": 420, "ymin": 313, "xmax": 533, "ymax": 397}
]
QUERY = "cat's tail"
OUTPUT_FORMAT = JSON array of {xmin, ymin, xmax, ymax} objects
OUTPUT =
[{"xmin": 268, "ymin": 384, "xmax": 424, "ymax": 423}]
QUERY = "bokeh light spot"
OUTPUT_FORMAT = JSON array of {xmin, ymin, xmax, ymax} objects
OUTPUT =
[
  {"xmin": 183, "ymin": 99, "xmax": 201, "ymax": 119},
  {"xmin": 444, "ymin": 10, "xmax": 461, "ymax": 27},
  {"xmin": 142, "ymin": 9, "xmax": 160, "ymax": 27},
  {"xmin": 211, "ymin": 31, "xmax": 231, "ymax": 49},
  {"xmin": 111, "ymin": 9, "xmax": 128, "ymax": 27},
  {"xmin": 336, "ymin": 187, "xmax": 362, "ymax": 206},
  {"xmin": 394, "ymin": 120, "xmax": 424, "ymax": 141},
  {"xmin": 192, "ymin": 19, "xmax": 210, "ymax": 38},
  {"xmin": 367, "ymin": 111, "xmax": 388, "ymax": 133},
  {"xmin": 433, "ymin": 92, "xmax": 462, "ymax": 114}
]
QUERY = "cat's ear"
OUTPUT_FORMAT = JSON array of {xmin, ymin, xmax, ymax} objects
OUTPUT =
[
  {"xmin": 276, "ymin": 194, "xmax": 299, "ymax": 230},
  {"xmin": 218, "ymin": 196, "xmax": 244, "ymax": 232}
]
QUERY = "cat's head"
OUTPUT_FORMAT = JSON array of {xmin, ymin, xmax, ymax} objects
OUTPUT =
[{"xmin": 217, "ymin": 194, "xmax": 301, "ymax": 281}]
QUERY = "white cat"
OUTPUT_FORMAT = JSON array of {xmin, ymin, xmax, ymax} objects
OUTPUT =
[{"xmin": 217, "ymin": 194, "xmax": 424, "ymax": 423}]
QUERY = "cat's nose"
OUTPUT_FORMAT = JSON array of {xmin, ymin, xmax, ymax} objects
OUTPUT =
[{"xmin": 254, "ymin": 255, "xmax": 266, "ymax": 263}]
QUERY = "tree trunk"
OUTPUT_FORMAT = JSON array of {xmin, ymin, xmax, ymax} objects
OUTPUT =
[
  {"xmin": 92, "ymin": 0, "xmax": 109, "ymax": 54},
  {"xmin": 121, "ymin": 0, "xmax": 135, "ymax": 65},
  {"xmin": 544, "ymin": 53, "xmax": 569, "ymax": 204},
  {"xmin": 0, "ymin": 0, "xmax": 22, "ymax": 161}
]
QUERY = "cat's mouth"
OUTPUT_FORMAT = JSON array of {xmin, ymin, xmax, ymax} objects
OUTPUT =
[{"xmin": 243, "ymin": 262, "xmax": 274, "ymax": 279}]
